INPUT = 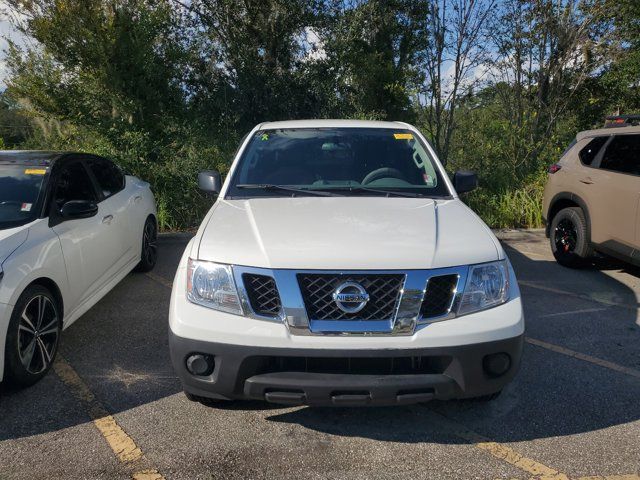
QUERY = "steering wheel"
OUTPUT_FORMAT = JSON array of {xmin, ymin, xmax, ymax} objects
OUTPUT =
[{"xmin": 361, "ymin": 167, "xmax": 407, "ymax": 185}]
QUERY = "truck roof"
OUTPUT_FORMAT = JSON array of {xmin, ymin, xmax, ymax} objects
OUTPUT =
[{"xmin": 258, "ymin": 119, "xmax": 411, "ymax": 130}]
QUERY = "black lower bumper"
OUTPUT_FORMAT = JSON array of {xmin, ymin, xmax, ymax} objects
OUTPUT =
[{"xmin": 169, "ymin": 333, "xmax": 523, "ymax": 407}]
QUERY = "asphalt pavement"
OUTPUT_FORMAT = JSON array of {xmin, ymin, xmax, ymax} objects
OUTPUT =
[{"xmin": 0, "ymin": 230, "xmax": 638, "ymax": 480}]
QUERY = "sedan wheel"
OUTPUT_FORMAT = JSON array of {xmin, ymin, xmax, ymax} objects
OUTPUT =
[
  {"xmin": 5, "ymin": 285, "xmax": 61, "ymax": 387},
  {"xmin": 18, "ymin": 295, "xmax": 59, "ymax": 375},
  {"xmin": 135, "ymin": 217, "xmax": 158, "ymax": 272}
]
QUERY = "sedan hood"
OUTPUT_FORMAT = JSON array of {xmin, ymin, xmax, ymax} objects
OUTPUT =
[
  {"xmin": 0, "ymin": 224, "xmax": 30, "ymax": 267},
  {"xmin": 197, "ymin": 197, "xmax": 501, "ymax": 270}
]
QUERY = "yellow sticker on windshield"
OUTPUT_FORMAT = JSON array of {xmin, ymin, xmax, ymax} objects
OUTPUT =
[
  {"xmin": 393, "ymin": 133, "xmax": 413, "ymax": 140},
  {"xmin": 25, "ymin": 168, "xmax": 47, "ymax": 175}
]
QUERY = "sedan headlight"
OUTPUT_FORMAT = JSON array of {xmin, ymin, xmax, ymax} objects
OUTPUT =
[
  {"xmin": 457, "ymin": 260, "xmax": 510, "ymax": 316},
  {"xmin": 187, "ymin": 259, "xmax": 242, "ymax": 315}
]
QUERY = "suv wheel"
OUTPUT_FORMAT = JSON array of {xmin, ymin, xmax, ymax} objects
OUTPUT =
[
  {"xmin": 550, "ymin": 207, "xmax": 592, "ymax": 268},
  {"xmin": 4, "ymin": 285, "xmax": 61, "ymax": 387}
]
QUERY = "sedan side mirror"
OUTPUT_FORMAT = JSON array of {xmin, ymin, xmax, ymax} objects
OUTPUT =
[
  {"xmin": 453, "ymin": 170, "xmax": 478, "ymax": 194},
  {"xmin": 198, "ymin": 170, "xmax": 222, "ymax": 196},
  {"xmin": 60, "ymin": 200, "xmax": 99, "ymax": 220}
]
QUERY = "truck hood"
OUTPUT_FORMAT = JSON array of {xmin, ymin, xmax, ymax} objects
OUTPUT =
[
  {"xmin": 0, "ymin": 224, "xmax": 30, "ymax": 267},
  {"xmin": 197, "ymin": 197, "xmax": 501, "ymax": 270}
]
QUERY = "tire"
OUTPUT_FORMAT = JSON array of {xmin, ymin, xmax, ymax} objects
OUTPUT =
[
  {"xmin": 550, "ymin": 207, "xmax": 592, "ymax": 268},
  {"xmin": 134, "ymin": 216, "xmax": 158, "ymax": 273},
  {"xmin": 4, "ymin": 285, "xmax": 61, "ymax": 387}
]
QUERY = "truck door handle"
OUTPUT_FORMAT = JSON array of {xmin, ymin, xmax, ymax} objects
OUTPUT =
[
  {"xmin": 134, "ymin": 195, "xmax": 142, "ymax": 204},
  {"xmin": 102, "ymin": 215, "xmax": 114, "ymax": 224},
  {"xmin": 579, "ymin": 177, "xmax": 594, "ymax": 185}
]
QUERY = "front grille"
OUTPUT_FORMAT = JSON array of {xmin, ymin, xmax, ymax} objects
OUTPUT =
[
  {"xmin": 420, "ymin": 274, "xmax": 459, "ymax": 318},
  {"xmin": 297, "ymin": 274, "xmax": 404, "ymax": 320},
  {"xmin": 244, "ymin": 355, "xmax": 451, "ymax": 376},
  {"xmin": 243, "ymin": 273, "xmax": 282, "ymax": 317}
]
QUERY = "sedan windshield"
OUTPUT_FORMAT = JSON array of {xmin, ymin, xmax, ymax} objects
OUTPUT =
[
  {"xmin": 0, "ymin": 165, "xmax": 48, "ymax": 229},
  {"xmin": 227, "ymin": 128, "xmax": 450, "ymax": 198}
]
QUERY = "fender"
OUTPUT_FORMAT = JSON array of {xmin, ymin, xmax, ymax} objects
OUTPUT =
[{"xmin": 546, "ymin": 192, "xmax": 592, "ymax": 238}]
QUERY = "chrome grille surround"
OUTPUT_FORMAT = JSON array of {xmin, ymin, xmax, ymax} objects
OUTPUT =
[
  {"xmin": 297, "ymin": 273, "xmax": 405, "ymax": 321},
  {"xmin": 233, "ymin": 265, "xmax": 470, "ymax": 336}
]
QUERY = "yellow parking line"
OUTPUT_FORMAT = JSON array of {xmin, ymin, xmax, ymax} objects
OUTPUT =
[
  {"xmin": 426, "ymin": 411, "xmax": 570, "ymax": 479},
  {"xmin": 143, "ymin": 271, "xmax": 638, "ymax": 478},
  {"xmin": 525, "ymin": 337, "xmax": 640, "ymax": 379},
  {"xmin": 53, "ymin": 355, "xmax": 165, "ymax": 480},
  {"xmin": 145, "ymin": 271, "xmax": 173, "ymax": 289},
  {"xmin": 577, "ymin": 475, "xmax": 640, "ymax": 480},
  {"xmin": 518, "ymin": 280, "xmax": 638, "ymax": 311}
]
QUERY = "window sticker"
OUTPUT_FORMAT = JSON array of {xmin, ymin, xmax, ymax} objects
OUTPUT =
[
  {"xmin": 423, "ymin": 173, "xmax": 435, "ymax": 186},
  {"xmin": 260, "ymin": 133, "xmax": 269, "ymax": 141},
  {"xmin": 21, "ymin": 203, "xmax": 32, "ymax": 212},
  {"xmin": 25, "ymin": 168, "xmax": 46, "ymax": 175},
  {"xmin": 393, "ymin": 133, "xmax": 413, "ymax": 140}
]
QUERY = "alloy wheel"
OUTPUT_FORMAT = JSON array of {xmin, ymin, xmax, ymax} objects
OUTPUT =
[
  {"xmin": 18, "ymin": 295, "xmax": 59, "ymax": 374},
  {"xmin": 554, "ymin": 218, "xmax": 577, "ymax": 254},
  {"xmin": 143, "ymin": 220, "xmax": 158, "ymax": 266}
]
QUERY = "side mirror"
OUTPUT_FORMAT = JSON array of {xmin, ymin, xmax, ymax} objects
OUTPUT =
[
  {"xmin": 198, "ymin": 170, "xmax": 222, "ymax": 196},
  {"xmin": 453, "ymin": 170, "xmax": 478, "ymax": 194},
  {"xmin": 60, "ymin": 200, "xmax": 99, "ymax": 220}
]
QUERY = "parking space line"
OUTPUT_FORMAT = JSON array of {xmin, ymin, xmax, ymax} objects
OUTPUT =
[
  {"xmin": 143, "ymin": 271, "xmax": 638, "ymax": 477},
  {"xmin": 425, "ymin": 410, "xmax": 570, "ymax": 479},
  {"xmin": 518, "ymin": 280, "xmax": 638, "ymax": 311},
  {"xmin": 144, "ymin": 272, "xmax": 173, "ymax": 289},
  {"xmin": 53, "ymin": 355, "xmax": 165, "ymax": 480},
  {"xmin": 577, "ymin": 475, "xmax": 640, "ymax": 480},
  {"xmin": 525, "ymin": 337, "xmax": 640, "ymax": 379},
  {"xmin": 540, "ymin": 307, "xmax": 609, "ymax": 318}
]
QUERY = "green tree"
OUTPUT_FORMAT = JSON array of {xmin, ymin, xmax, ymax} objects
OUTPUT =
[{"xmin": 322, "ymin": 0, "xmax": 428, "ymax": 120}]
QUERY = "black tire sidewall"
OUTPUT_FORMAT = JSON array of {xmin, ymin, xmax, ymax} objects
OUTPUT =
[
  {"xmin": 134, "ymin": 217, "xmax": 157, "ymax": 273},
  {"xmin": 5, "ymin": 285, "xmax": 61, "ymax": 387},
  {"xmin": 550, "ymin": 207, "xmax": 590, "ymax": 266}
]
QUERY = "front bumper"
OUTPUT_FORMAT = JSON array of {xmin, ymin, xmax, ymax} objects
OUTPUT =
[{"xmin": 169, "ymin": 333, "xmax": 523, "ymax": 406}]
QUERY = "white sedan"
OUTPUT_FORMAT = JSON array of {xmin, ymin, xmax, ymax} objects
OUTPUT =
[{"xmin": 0, "ymin": 151, "xmax": 157, "ymax": 387}]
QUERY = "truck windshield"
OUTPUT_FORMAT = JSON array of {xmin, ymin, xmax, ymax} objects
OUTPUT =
[
  {"xmin": 227, "ymin": 128, "xmax": 450, "ymax": 198},
  {"xmin": 0, "ymin": 165, "xmax": 48, "ymax": 230}
]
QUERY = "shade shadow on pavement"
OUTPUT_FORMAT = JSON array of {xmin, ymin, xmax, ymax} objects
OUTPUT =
[
  {"xmin": 1, "ymin": 234, "xmax": 639, "ymax": 448},
  {"xmin": 266, "ymin": 243, "xmax": 640, "ymax": 444}
]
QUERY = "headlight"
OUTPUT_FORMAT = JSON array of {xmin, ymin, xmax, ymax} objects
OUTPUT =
[
  {"xmin": 457, "ymin": 260, "xmax": 510, "ymax": 315},
  {"xmin": 187, "ymin": 259, "xmax": 242, "ymax": 315}
]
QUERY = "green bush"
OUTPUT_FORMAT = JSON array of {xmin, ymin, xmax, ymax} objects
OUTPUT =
[{"xmin": 463, "ymin": 174, "xmax": 546, "ymax": 229}]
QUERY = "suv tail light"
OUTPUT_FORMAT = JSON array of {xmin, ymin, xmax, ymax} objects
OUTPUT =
[{"xmin": 548, "ymin": 163, "xmax": 562, "ymax": 174}]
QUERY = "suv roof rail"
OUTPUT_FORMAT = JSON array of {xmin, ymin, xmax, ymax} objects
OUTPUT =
[{"xmin": 604, "ymin": 114, "xmax": 640, "ymax": 128}]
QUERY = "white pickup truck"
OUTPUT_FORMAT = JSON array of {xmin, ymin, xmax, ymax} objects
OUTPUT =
[{"xmin": 169, "ymin": 120, "xmax": 524, "ymax": 407}]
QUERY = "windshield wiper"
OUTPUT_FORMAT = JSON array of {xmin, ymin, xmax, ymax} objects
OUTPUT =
[
  {"xmin": 320, "ymin": 186, "xmax": 427, "ymax": 198},
  {"xmin": 235, "ymin": 184, "xmax": 342, "ymax": 197}
]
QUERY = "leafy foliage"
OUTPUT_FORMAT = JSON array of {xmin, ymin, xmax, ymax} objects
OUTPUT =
[{"xmin": 1, "ymin": 0, "xmax": 638, "ymax": 229}]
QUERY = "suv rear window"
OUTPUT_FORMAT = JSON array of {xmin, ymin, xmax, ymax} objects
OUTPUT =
[{"xmin": 579, "ymin": 136, "xmax": 608, "ymax": 166}]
